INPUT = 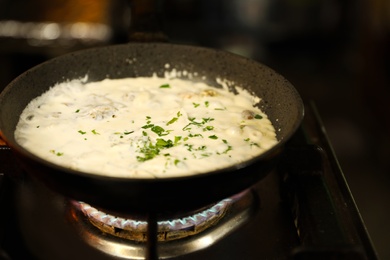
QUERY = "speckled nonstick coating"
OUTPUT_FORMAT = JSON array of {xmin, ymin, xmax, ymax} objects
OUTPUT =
[{"xmin": 0, "ymin": 43, "xmax": 304, "ymax": 216}]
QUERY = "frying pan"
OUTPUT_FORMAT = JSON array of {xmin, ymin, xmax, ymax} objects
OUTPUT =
[{"xmin": 0, "ymin": 43, "xmax": 304, "ymax": 217}]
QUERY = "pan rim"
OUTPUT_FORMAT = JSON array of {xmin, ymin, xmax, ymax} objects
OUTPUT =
[{"xmin": 0, "ymin": 42, "xmax": 304, "ymax": 183}]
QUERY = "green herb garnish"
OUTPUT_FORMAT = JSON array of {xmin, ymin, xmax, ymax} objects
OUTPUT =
[
  {"xmin": 188, "ymin": 133, "xmax": 203, "ymax": 138},
  {"xmin": 222, "ymin": 139, "xmax": 232, "ymax": 154},
  {"xmin": 50, "ymin": 150, "xmax": 64, "ymax": 156},
  {"xmin": 174, "ymin": 136, "xmax": 182, "ymax": 145},
  {"xmin": 142, "ymin": 124, "xmax": 154, "ymax": 129},
  {"xmin": 182, "ymin": 117, "xmax": 215, "ymax": 131},
  {"xmin": 166, "ymin": 117, "xmax": 178, "ymax": 125},
  {"xmin": 151, "ymin": 125, "xmax": 171, "ymax": 136},
  {"xmin": 159, "ymin": 84, "xmax": 171, "ymax": 88},
  {"xmin": 136, "ymin": 136, "xmax": 175, "ymax": 162},
  {"xmin": 166, "ymin": 111, "xmax": 182, "ymax": 126},
  {"xmin": 155, "ymin": 138, "xmax": 173, "ymax": 148}
]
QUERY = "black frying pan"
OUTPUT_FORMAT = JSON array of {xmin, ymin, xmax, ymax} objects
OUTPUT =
[{"xmin": 0, "ymin": 43, "xmax": 303, "ymax": 217}]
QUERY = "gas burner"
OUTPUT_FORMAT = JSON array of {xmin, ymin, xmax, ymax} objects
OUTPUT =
[
  {"xmin": 75, "ymin": 198, "xmax": 232, "ymax": 242},
  {"xmin": 67, "ymin": 189, "xmax": 257, "ymax": 259}
]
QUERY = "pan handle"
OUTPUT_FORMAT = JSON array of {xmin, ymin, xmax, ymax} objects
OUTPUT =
[
  {"xmin": 0, "ymin": 137, "xmax": 22, "ymax": 179},
  {"xmin": 0, "ymin": 136, "xmax": 6, "ymax": 146},
  {"xmin": 0, "ymin": 137, "xmax": 12, "ymax": 175}
]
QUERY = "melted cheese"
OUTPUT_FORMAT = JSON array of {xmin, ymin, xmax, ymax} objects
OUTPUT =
[{"xmin": 15, "ymin": 76, "xmax": 278, "ymax": 178}]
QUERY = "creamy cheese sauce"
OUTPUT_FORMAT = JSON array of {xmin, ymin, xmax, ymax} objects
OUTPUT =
[{"xmin": 15, "ymin": 76, "xmax": 278, "ymax": 178}]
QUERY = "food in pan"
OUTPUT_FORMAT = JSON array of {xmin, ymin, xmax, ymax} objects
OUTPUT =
[{"xmin": 14, "ymin": 75, "xmax": 277, "ymax": 178}]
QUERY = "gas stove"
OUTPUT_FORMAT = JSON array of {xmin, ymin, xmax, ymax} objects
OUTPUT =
[{"xmin": 0, "ymin": 102, "xmax": 377, "ymax": 260}]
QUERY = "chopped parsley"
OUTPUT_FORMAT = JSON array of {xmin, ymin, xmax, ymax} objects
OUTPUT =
[
  {"xmin": 136, "ymin": 137, "xmax": 176, "ymax": 162},
  {"xmin": 174, "ymin": 136, "xmax": 182, "ymax": 145},
  {"xmin": 114, "ymin": 130, "xmax": 134, "ymax": 138},
  {"xmin": 151, "ymin": 125, "xmax": 171, "ymax": 136},
  {"xmin": 91, "ymin": 129, "xmax": 100, "ymax": 135},
  {"xmin": 183, "ymin": 117, "xmax": 215, "ymax": 131},
  {"xmin": 166, "ymin": 111, "xmax": 182, "ymax": 126},
  {"xmin": 197, "ymin": 145, "xmax": 207, "ymax": 151},
  {"xmin": 244, "ymin": 137, "xmax": 259, "ymax": 148},
  {"xmin": 50, "ymin": 150, "xmax": 63, "ymax": 156},
  {"xmin": 188, "ymin": 133, "xmax": 203, "ymax": 138},
  {"xmin": 221, "ymin": 139, "xmax": 233, "ymax": 154},
  {"xmin": 155, "ymin": 138, "xmax": 173, "ymax": 148},
  {"xmin": 166, "ymin": 117, "xmax": 178, "ymax": 125},
  {"xmin": 137, "ymin": 148, "xmax": 159, "ymax": 162},
  {"xmin": 142, "ymin": 124, "xmax": 154, "ymax": 129},
  {"xmin": 184, "ymin": 144, "xmax": 193, "ymax": 151},
  {"xmin": 159, "ymin": 84, "xmax": 171, "ymax": 88}
]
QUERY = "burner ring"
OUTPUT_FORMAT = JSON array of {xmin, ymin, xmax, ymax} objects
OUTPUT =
[
  {"xmin": 67, "ymin": 189, "xmax": 256, "ymax": 259},
  {"xmin": 74, "ymin": 198, "xmax": 233, "ymax": 241}
]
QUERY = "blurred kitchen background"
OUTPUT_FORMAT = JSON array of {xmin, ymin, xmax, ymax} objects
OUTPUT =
[{"xmin": 0, "ymin": 0, "xmax": 389, "ymax": 259}]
